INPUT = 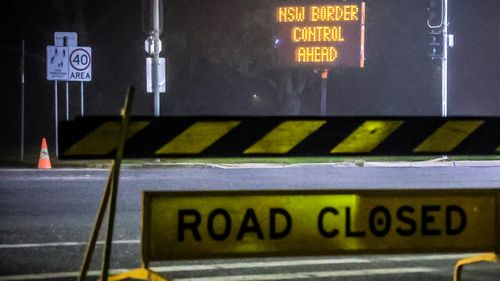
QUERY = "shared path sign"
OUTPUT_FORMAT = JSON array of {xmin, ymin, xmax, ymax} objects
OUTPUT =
[
  {"xmin": 142, "ymin": 190, "xmax": 500, "ymax": 261},
  {"xmin": 59, "ymin": 117, "xmax": 500, "ymax": 159}
]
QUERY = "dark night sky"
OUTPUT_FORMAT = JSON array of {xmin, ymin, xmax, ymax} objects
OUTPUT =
[{"xmin": 0, "ymin": 0, "xmax": 499, "ymax": 160}]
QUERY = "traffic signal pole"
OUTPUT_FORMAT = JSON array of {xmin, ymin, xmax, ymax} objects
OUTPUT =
[
  {"xmin": 428, "ymin": 0, "xmax": 452, "ymax": 117},
  {"xmin": 441, "ymin": 0, "xmax": 448, "ymax": 117},
  {"xmin": 152, "ymin": 0, "xmax": 161, "ymax": 117}
]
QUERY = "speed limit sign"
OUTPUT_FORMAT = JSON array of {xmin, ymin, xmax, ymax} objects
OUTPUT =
[{"xmin": 68, "ymin": 47, "xmax": 92, "ymax": 81}]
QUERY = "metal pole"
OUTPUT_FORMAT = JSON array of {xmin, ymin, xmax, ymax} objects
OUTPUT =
[
  {"xmin": 320, "ymin": 70, "xmax": 328, "ymax": 116},
  {"xmin": 441, "ymin": 0, "xmax": 448, "ymax": 117},
  {"xmin": 20, "ymin": 39, "xmax": 25, "ymax": 161},
  {"xmin": 54, "ymin": 81, "xmax": 59, "ymax": 157},
  {"xmin": 65, "ymin": 81, "xmax": 69, "ymax": 120},
  {"xmin": 80, "ymin": 81, "xmax": 84, "ymax": 116},
  {"xmin": 152, "ymin": 0, "xmax": 161, "ymax": 117}
]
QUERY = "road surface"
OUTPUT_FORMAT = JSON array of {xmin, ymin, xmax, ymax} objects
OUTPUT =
[{"xmin": 1, "ymin": 164, "xmax": 499, "ymax": 280}]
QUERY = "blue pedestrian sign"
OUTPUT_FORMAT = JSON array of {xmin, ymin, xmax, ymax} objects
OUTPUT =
[{"xmin": 46, "ymin": 46, "xmax": 69, "ymax": 81}]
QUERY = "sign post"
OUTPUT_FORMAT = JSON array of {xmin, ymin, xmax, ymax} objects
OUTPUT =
[
  {"xmin": 47, "ymin": 32, "xmax": 92, "ymax": 156},
  {"xmin": 46, "ymin": 45, "xmax": 70, "ymax": 157},
  {"xmin": 20, "ymin": 39, "xmax": 25, "ymax": 161},
  {"xmin": 66, "ymin": 81, "xmax": 69, "ymax": 120},
  {"xmin": 320, "ymin": 70, "xmax": 329, "ymax": 115},
  {"xmin": 54, "ymin": 81, "xmax": 59, "ymax": 157},
  {"xmin": 81, "ymin": 82, "xmax": 84, "ymax": 116}
]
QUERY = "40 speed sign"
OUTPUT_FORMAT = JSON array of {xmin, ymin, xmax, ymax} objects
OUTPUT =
[{"xmin": 68, "ymin": 47, "xmax": 92, "ymax": 82}]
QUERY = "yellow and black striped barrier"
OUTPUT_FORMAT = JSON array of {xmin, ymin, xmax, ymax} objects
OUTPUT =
[{"xmin": 59, "ymin": 117, "xmax": 500, "ymax": 159}]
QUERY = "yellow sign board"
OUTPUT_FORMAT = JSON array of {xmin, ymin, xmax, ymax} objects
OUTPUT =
[{"xmin": 143, "ymin": 190, "xmax": 499, "ymax": 261}]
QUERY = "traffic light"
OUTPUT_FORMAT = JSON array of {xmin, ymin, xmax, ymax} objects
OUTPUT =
[
  {"xmin": 428, "ymin": 31, "xmax": 443, "ymax": 60},
  {"xmin": 427, "ymin": 0, "xmax": 443, "ymax": 29}
]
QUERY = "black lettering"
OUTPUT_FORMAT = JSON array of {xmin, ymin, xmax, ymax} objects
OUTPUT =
[
  {"xmin": 369, "ymin": 206, "xmax": 391, "ymax": 237},
  {"xmin": 396, "ymin": 206, "xmax": 416, "ymax": 236},
  {"xmin": 72, "ymin": 55, "xmax": 80, "ymax": 65},
  {"xmin": 422, "ymin": 205, "xmax": 441, "ymax": 236},
  {"xmin": 446, "ymin": 205, "xmax": 467, "ymax": 235},
  {"xmin": 317, "ymin": 207, "xmax": 339, "ymax": 238},
  {"xmin": 207, "ymin": 208, "xmax": 231, "ymax": 241},
  {"xmin": 81, "ymin": 54, "xmax": 89, "ymax": 65},
  {"xmin": 346, "ymin": 207, "xmax": 366, "ymax": 237},
  {"xmin": 237, "ymin": 208, "xmax": 264, "ymax": 240},
  {"xmin": 270, "ymin": 208, "xmax": 292, "ymax": 239},
  {"xmin": 178, "ymin": 209, "xmax": 202, "ymax": 241}
]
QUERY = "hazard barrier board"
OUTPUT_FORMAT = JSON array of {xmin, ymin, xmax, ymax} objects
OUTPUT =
[
  {"xmin": 142, "ymin": 190, "xmax": 500, "ymax": 261},
  {"xmin": 59, "ymin": 117, "xmax": 500, "ymax": 159}
]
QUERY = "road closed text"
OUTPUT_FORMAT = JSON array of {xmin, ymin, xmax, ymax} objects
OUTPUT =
[
  {"xmin": 144, "ymin": 192, "xmax": 497, "ymax": 260},
  {"xmin": 178, "ymin": 205, "xmax": 466, "ymax": 242}
]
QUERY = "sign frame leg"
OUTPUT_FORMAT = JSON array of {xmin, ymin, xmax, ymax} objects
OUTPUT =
[
  {"xmin": 453, "ymin": 190, "xmax": 500, "ymax": 281},
  {"xmin": 76, "ymin": 87, "xmax": 147, "ymax": 281},
  {"xmin": 107, "ymin": 268, "xmax": 167, "ymax": 281},
  {"xmin": 453, "ymin": 253, "xmax": 499, "ymax": 281},
  {"xmin": 77, "ymin": 163, "xmax": 116, "ymax": 281},
  {"xmin": 100, "ymin": 88, "xmax": 135, "ymax": 281}
]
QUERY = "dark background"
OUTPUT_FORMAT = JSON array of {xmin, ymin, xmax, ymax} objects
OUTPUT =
[{"xmin": 0, "ymin": 0, "xmax": 499, "ymax": 160}]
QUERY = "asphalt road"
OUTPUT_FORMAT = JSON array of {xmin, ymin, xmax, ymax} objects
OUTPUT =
[{"xmin": 1, "ymin": 164, "xmax": 500, "ymax": 281}]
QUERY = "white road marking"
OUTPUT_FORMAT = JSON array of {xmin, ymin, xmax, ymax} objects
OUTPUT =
[
  {"xmin": 0, "ymin": 168, "xmax": 108, "ymax": 172},
  {"xmin": 0, "ymin": 239, "xmax": 480, "ymax": 281},
  {"xmin": 0, "ymin": 258, "xmax": 370, "ymax": 280},
  {"xmin": 0, "ymin": 270, "xmax": 118, "ymax": 281},
  {"xmin": 0, "ymin": 240, "xmax": 139, "ymax": 249},
  {"xmin": 173, "ymin": 267, "xmax": 438, "ymax": 281},
  {"xmin": 0, "ymin": 240, "xmax": 483, "ymax": 264},
  {"xmin": 0, "ymin": 253, "xmax": 475, "ymax": 281},
  {"xmin": 382, "ymin": 253, "xmax": 481, "ymax": 261},
  {"xmin": 155, "ymin": 258, "xmax": 371, "ymax": 271}
]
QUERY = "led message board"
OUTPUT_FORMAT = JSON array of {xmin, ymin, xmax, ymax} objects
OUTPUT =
[{"xmin": 275, "ymin": 1, "xmax": 366, "ymax": 68}]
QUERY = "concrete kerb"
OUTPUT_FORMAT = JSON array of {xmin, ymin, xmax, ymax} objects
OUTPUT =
[
  {"xmin": 5, "ymin": 160, "xmax": 500, "ymax": 169},
  {"xmin": 364, "ymin": 160, "xmax": 500, "ymax": 168},
  {"xmin": 453, "ymin": 161, "xmax": 500, "ymax": 167},
  {"xmin": 141, "ymin": 160, "xmax": 500, "ymax": 169}
]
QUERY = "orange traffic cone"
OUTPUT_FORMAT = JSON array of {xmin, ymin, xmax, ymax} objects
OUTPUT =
[{"xmin": 38, "ymin": 138, "xmax": 52, "ymax": 169}]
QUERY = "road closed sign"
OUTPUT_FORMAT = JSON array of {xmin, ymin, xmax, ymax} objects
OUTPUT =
[
  {"xmin": 142, "ymin": 190, "xmax": 499, "ymax": 261},
  {"xmin": 68, "ymin": 47, "xmax": 92, "ymax": 81}
]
